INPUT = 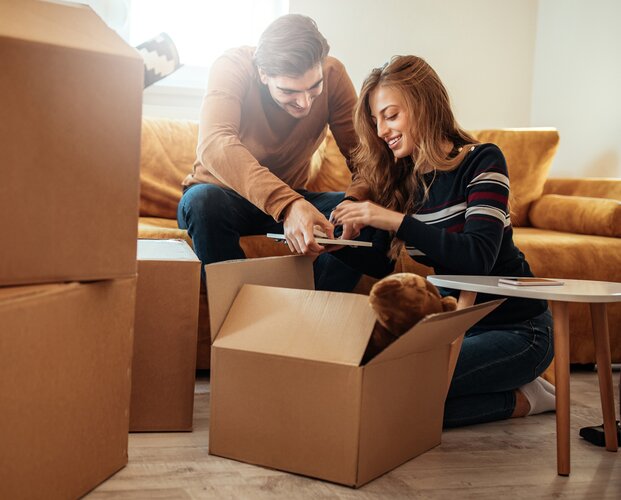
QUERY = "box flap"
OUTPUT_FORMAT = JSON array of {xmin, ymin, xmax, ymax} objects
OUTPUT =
[
  {"xmin": 205, "ymin": 256, "xmax": 314, "ymax": 343},
  {"xmin": 214, "ymin": 284, "xmax": 377, "ymax": 366},
  {"xmin": 367, "ymin": 300, "xmax": 503, "ymax": 365},
  {"xmin": 137, "ymin": 239, "xmax": 199, "ymax": 262},
  {"xmin": 0, "ymin": 0, "xmax": 140, "ymax": 60}
]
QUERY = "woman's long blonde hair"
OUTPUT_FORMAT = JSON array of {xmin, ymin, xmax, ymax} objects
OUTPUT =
[{"xmin": 353, "ymin": 55, "xmax": 477, "ymax": 259}]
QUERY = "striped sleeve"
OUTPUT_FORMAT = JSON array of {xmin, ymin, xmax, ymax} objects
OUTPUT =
[
  {"xmin": 465, "ymin": 166, "xmax": 511, "ymax": 227},
  {"xmin": 396, "ymin": 145, "xmax": 511, "ymax": 275}
]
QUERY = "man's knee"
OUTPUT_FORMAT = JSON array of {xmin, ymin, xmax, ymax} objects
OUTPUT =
[
  {"xmin": 179, "ymin": 185, "xmax": 241, "ymax": 232},
  {"xmin": 180, "ymin": 184, "xmax": 232, "ymax": 218}
]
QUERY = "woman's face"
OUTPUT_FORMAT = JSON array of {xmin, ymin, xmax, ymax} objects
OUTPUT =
[{"xmin": 368, "ymin": 85, "xmax": 415, "ymax": 159}]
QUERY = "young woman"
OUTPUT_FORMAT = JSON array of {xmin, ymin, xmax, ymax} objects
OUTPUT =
[{"xmin": 331, "ymin": 55, "xmax": 555, "ymax": 427}]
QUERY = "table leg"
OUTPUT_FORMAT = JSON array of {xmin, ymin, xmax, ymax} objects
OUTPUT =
[
  {"xmin": 550, "ymin": 300, "xmax": 571, "ymax": 476},
  {"xmin": 589, "ymin": 303, "xmax": 619, "ymax": 452},
  {"xmin": 447, "ymin": 291, "xmax": 478, "ymax": 392}
]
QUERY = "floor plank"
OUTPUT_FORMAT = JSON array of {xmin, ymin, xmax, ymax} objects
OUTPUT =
[{"xmin": 87, "ymin": 370, "xmax": 620, "ymax": 499}]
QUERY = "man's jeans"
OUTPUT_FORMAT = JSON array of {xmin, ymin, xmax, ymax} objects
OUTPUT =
[
  {"xmin": 444, "ymin": 308, "xmax": 554, "ymax": 427},
  {"xmin": 177, "ymin": 183, "xmax": 361, "ymax": 292}
]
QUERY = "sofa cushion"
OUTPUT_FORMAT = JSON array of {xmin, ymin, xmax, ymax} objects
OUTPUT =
[
  {"xmin": 529, "ymin": 194, "xmax": 621, "ymax": 237},
  {"xmin": 138, "ymin": 217, "xmax": 293, "ymax": 259},
  {"xmin": 470, "ymin": 129, "xmax": 559, "ymax": 227},
  {"xmin": 138, "ymin": 217, "xmax": 193, "ymax": 245},
  {"xmin": 140, "ymin": 118, "xmax": 199, "ymax": 219},
  {"xmin": 306, "ymin": 130, "xmax": 352, "ymax": 192},
  {"xmin": 514, "ymin": 226, "xmax": 621, "ymax": 364},
  {"xmin": 514, "ymin": 227, "xmax": 621, "ymax": 281}
]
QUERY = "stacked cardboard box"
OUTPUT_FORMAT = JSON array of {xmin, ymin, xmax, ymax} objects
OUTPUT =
[
  {"xmin": 0, "ymin": 1, "xmax": 143, "ymax": 499},
  {"xmin": 131, "ymin": 239, "xmax": 201, "ymax": 432}
]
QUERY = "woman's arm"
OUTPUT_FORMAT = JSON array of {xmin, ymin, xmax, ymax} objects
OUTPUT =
[
  {"xmin": 332, "ymin": 145, "xmax": 510, "ymax": 275},
  {"xmin": 396, "ymin": 147, "xmax": 509, "ymax": 275}
]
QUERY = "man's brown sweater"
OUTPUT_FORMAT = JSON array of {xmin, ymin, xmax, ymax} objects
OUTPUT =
[{"xmin": 182, "ymin": 46, "xmax": 365, "ymax": 221}]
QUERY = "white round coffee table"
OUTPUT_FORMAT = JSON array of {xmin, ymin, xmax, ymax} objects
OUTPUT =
[{"xmin": 428, "ymin": 275, "xmax": 621, "ymax": 476}]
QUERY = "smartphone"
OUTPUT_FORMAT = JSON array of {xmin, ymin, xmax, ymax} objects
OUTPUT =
[{"xmin": 498, "ymin": 277, "xmax": 564, "ymax": 286}]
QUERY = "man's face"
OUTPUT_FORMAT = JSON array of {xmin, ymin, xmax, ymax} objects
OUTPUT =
[{"xmin": 259, "ymin": 64, "xmax": 324, "ymax": 119}]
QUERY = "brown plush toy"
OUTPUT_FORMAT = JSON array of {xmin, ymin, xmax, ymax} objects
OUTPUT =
[{"xmin": 362, "ymin": 273, "xmax": 458, "ymax": 363}]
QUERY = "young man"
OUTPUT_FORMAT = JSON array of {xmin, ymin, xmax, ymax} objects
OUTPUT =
[{"xmin": 177, "ymin": 14, "xmax": 366, "ymax": 290}]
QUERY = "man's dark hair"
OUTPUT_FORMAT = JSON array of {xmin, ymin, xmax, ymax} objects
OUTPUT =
[{"xmin": 254, "ymin": 14, "xmax": 330, "ymax": 77}]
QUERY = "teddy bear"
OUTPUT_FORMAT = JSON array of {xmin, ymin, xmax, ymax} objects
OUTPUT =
[{"xmin": 362, "ymin": 273, "xmax": 458, "ymax": 363}]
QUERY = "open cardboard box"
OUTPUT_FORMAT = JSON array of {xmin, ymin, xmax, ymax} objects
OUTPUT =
[
  {"xmin": 130, "ymin": 239, "xmax": 201, "ymax": 431},
  {"xmin": 0, "ymin": 0, "xmax": 143, "ymax": 287},
  {"xmin": 206, "ymin": 256, "xmax": 501, "ymax": 487}
]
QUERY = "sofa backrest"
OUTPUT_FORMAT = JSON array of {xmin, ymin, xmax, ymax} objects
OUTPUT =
[
  {"xmin": 139, "ymin": 117, "xmax": 560, "ymax": 227},
  {"xmin": 472, "ymin": 129, "xmax": 559, "ymax": 226},
  {"xmin": 140, "ymin": 117, "xmax": 199, "ymax": 219}
]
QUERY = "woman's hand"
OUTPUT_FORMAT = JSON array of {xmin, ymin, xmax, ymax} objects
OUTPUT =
[
  {"xmin": 330, "ymin": 200, "xmax": 364, "ymax": 240},
  {"xmin": 331, "ymin": 201, "xmax": 404, "ymax": 232}
]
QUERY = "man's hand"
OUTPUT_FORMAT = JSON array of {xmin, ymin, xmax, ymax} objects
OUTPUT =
[
  {"xmin": 330, "ymin": 200, "xmax": 404, "ymax": 232},
  {"xmin": 283, "ymin": 199, "xmax": 334, "ymax": 255}
]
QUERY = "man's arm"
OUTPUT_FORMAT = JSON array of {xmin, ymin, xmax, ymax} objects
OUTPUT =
[{"xmin": 196, "ymin": 51, "xmax": 302, "ymax": 221}]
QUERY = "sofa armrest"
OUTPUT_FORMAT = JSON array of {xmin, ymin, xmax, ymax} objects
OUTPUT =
[
  {"xmin": 529, "ymin": 194, "xmax": 621, "ymax": 237},
  {"xmin": 543, "ymin": 177, "xmax": 621, "ymax": 200}
]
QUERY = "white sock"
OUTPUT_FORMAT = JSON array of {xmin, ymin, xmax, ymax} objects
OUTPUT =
[
  {"xmin": 537, "ymin": 376, "xmax": 556, "ymax": 395},
  {"xmin": 519, "ymin": 377, "xmax": 556, "ymax": 415}
]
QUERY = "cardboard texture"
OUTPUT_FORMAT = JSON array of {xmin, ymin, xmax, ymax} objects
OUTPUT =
[
  {"xmin": 0, "ymin": 0, "xmax": 143, "ymax": 286},
  {"xmin": 206, "ymin": 256, "xmax": 502, "ymax": 487},
  {"xmin": 130, "ymin": 239, "xmax": 201, "ymax": 431},
  {"xmin": 0, "ymin": 277, "xmax": 137, "ymax": 500},
  {"xmin": 206, "ymin": 255, "xmax": 315, "ymax": 343}
]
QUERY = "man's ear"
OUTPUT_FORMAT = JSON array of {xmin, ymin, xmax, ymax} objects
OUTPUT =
[{"xmin": 257, "ymin": 67, "xmax": 269, "ymax": 85}]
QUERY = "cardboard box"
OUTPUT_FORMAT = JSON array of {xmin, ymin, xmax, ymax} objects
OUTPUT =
[
  {"xmin": 0, "ymin": 277, "xmax": 137, "ymax": 500},
  {"xmin": 0, "ymin": 0, "xmax": 143, "ymax": 286},
  {"xmin": 196, "ymin": 289, "xmax": 211, "ymax": 370},
  {"xmin": 206, "ymin": 256, "xmax": 501, "ymax": 487},
  {"xmin": 130, "ymin": 239, "xmax": 201, "ymax": 431}
]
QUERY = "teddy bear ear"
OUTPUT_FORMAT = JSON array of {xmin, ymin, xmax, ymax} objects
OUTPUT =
[
  {"xmin": 370, "ymin": 276, "xmax": 403, "ymax": 298},
  {"xmin": 441, "ymin": 296, "xmax": 458, "ymax": 312}
]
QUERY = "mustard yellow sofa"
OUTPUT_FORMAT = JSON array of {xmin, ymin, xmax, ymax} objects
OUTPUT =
[{"xmin": 138, "ymin": 117, "xmax": 621, "ymax": 370}]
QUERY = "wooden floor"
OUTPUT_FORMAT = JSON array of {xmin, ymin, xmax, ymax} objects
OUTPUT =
[{"xmin": 88, "ymin": 370, "xmax": 620, "ymax": 499}]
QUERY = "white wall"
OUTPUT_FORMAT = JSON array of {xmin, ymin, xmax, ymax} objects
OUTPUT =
[
  {"xmin": 131, "ymin": 0, "xmax": 619, "ymax": 178},
  {"xmin": 291, "ymin": 0, "xmax": 621, "ymax": 178},
  {"xmin": 289, "ymin": 0, "xmax": 539, "ymax": 130},
  {"xmin": 531, "ymin": 0, "xmax": 621, "ymax": 177}
]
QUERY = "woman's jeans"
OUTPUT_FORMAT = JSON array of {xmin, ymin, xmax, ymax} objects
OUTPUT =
[
  {"xmin": 444, "ymin": 308, "xmax": 554, "ymax": 428},
  {"xmin": 177, "ymin": 183, "xmax": 361, "ymax": 292}
]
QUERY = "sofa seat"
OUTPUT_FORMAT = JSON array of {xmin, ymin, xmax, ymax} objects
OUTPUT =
[{"xmin": 139, "ymin": 216, "xmax": 291, "ymax": 259}]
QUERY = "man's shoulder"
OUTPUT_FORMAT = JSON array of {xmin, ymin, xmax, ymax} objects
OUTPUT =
[
  {"xmin": 212, "ymin": 46, "xmax": 256, "ymax": 75},
  {"xmin": 323, "ymin": 55, "xmax": 349, "ymax": 78},
  {"xmin": 220, "ymin": 45, "xmax": 255, "ymax": 61}
]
